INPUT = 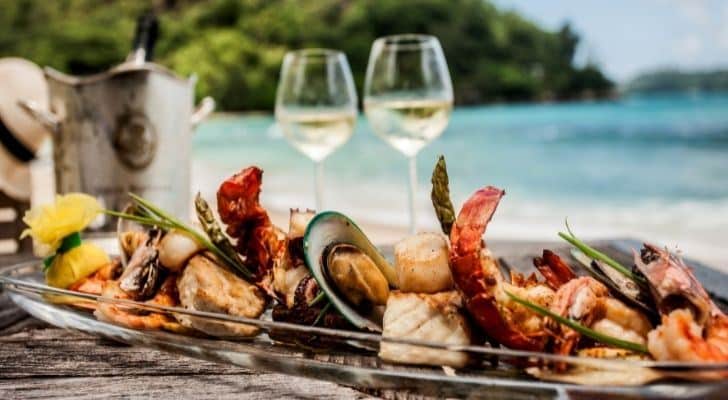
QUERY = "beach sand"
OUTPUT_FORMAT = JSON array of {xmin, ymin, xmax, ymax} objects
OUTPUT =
[{"xmin": 24, "ymin": 154, "xmax": 728, "ymax": 274}]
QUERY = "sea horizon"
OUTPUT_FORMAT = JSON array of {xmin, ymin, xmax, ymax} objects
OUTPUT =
[{"xmin": 193, "ymin": 92, "xmax": 728, "ymax": 269}]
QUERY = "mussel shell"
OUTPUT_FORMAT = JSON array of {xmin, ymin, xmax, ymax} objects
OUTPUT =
[
  {"xmin": 303, "ymin": 211, "xmax": 397, "ymax": 332},
  {"xmin": 119, "ymin": 229, "xmax": 164, "ymax": 300},
  {"xmin": 116, "ymin": 203, "xmax": 145, "ymax": 268}
]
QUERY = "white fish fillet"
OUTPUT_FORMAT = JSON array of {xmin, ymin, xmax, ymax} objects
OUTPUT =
[
  {"xmin": 379, "ymin": 291, "xmax": 470, "ymax": 368},
  {"xmin": 176, "ymin": 254, "xmax": 266, "ymax": 337}
]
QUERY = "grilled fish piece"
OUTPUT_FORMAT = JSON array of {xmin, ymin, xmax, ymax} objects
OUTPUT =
[
  {"xmin": 176, "ymin": 254, "xmax": 266, "ymax": 337},
  {"xmin": 379, "ymin": 291, "xmax": 471, "ymax": 368}
]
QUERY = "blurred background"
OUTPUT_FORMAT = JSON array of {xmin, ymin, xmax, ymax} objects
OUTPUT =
[{"xmin": 3, "ymin": 0, "xmax": 727, "ymax": 267}]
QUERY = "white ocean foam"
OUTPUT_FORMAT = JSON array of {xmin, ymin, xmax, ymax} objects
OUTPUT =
[{"xmin": 192, "ymin": 120, "xmax": 728, "ymax": 272}]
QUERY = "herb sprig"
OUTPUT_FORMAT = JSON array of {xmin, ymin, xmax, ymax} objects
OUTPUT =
[
  {"xmin": 558, "ymin": 220, "xmax": 645, "ymax": 284},
  {"xmin": 104, "ymin": 193, "xmax": 252, "ymax": 279},
  {"xmin": 505, "ymin": 291, "xmax": 649, "ymax": 354}
]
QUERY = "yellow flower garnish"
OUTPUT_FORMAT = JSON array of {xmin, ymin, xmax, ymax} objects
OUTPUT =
[
  {"xmin": 21, "ymin": 193, "xmax": 102, "ymax": 257},
  {"xmin": 21, "ymin": 193, "xmax": 110, "ymax": 288},
  {"xmin": 45, "ymin": 243, "xmax": 110, "ymax": 289}
]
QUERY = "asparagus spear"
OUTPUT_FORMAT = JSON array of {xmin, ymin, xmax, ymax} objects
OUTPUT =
[
  {"xmin": 430, "ymin": 155, "xmax": 456, "ymax": 236},
  {"xmin": 194, "ymin": 193, "xmax": 253, "ymax": 279}
]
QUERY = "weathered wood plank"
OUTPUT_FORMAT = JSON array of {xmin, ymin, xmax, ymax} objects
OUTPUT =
[
  {"xmin": 0, "ymin": 328, "xmax": 252, "ymax": 378},
  {"xmin": 0, "ymin": 327, "xmax": 385, "ymax": 399},
  {"xmin": 0, "ymin": 374, "xmax": 378, "ymax": 400}
]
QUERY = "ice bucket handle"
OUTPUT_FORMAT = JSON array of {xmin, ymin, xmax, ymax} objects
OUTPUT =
[
  {"xmin": 17, "ymin": 100, "xmax": 61, "ymax": 135},
  {"xmin": 190, "ymin": 96, "xmax": 215, "ymax": 129}
]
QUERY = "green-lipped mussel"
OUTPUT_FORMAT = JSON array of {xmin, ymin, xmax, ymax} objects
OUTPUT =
[{"xmin": 303, "ymin": 211, "xmax": 397, "ymax": 331}]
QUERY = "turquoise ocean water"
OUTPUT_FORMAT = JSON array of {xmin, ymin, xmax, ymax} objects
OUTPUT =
[{"xmin": 193, "ymin": 93, "xmax": 728, "ymax": 267}]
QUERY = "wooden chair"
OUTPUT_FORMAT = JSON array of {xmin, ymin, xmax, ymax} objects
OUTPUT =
[{"xmin": 0, "ymin": 191, "xmax": 31, "ymax": 256}]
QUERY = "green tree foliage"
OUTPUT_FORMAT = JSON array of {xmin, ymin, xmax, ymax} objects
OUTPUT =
[
  {"xmin": 0, "ymin": 0, "xmax": 613, "ymax": 110},
  {"xmin": 627, "ymin": 69, "xmax": 728, "ymax": 94}
]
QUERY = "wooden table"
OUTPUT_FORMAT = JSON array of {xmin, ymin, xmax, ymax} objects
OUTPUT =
[
  {"xmin": 0, "ymin": 251, "xmax": 381, "ymax": 400},
  {"xmin": 2, "ymin": 241, "xmax": 727, "ymax": 399}
]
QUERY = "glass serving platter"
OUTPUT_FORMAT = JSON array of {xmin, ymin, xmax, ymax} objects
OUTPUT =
[{"xmin": 2, "ymin": 255, "xmax": 728, "ymax": 399}]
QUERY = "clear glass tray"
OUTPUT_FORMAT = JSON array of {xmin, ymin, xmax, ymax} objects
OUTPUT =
[{"xmin": 1, "ymin": 259, "xmax": 727, "ymax": 399}]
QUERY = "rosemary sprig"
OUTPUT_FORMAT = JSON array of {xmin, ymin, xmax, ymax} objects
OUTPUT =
[
  {"xmin": 103, "ymin": 210, "xmax": 177, "ymax": 230},
  {"xmin": 505, "ymin": 291, "xmax": 649, "ymax": 354},
  {"xmin": 558, "ymin": 220, "xmax": 645, "ymax": 284},
  {"xmin": 104, "ymin": 193, "xmax": 252, "ymax": 280}
]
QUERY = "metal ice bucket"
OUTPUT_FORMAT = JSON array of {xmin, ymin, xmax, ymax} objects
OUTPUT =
[{"xmin": 19, "ymin": 63, "xmax": 214, "ymax": 230}]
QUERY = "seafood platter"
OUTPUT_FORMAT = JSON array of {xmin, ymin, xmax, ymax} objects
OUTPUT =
[{"xmin": 1, "ymin": 156, "xmax": 727, "ymax": 398}]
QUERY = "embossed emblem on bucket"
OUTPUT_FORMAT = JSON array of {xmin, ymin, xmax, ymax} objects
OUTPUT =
[{"xmin": 112, "ymin": 112, "xmax": 157, "ymax": 170}]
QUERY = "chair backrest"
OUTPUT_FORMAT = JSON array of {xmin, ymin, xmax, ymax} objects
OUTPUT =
[{"xmin": 0, "ymin": 191, "xmax": 31, "ymax": 255}]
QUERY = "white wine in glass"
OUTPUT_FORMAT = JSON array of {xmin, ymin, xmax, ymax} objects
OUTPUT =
[
  {"xmin": 275, "ymin": 49, "xmax": 358, "ymax": 211},
  {"xmin": 364, "ymin": 98, "xmax": 452, "ymax": 157},
  {"xmin": 364, "ymin": 35, "xmax": 453, "ymax": 233},
  {"xmin": 276, "ymin": 110, "xmax": 356, "ymax": 162}
]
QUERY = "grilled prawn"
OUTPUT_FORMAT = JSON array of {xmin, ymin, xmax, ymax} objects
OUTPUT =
[
  {"xmin": 448, "ymin": 187, "xmax": 562, "ymax": 351},
  {"xmin": 636, "ymin": 244, "xmax": 728, "ymax": 362},
  {"xmin": 95, "ymin": 275, "xmax": 182, "ymax": 332},
  {"xmin": 548, "ymin": 276, "xmax": 651, "ymax": 356},
  {"xmin": 217, "ymin": 166, "xmax": 288, "ymax": 299}
]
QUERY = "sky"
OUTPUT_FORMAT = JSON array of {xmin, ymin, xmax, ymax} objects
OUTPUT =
[{"xmin": 493, "ymin": 0, "xmax": 728, "ymax": 83}]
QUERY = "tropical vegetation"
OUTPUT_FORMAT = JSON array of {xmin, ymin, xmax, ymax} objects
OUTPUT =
[{"xmin": 0, "ymin": 0, "xmax": 614, "ymax": 110}]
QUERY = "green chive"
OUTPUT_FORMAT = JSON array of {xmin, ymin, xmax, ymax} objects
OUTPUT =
[
  {"xmin": 505, "ymin": 290, "xmax": 649, "ymax": 354},
  {"xmin": 308, "ymin": 291, "xmax": 326, "ymax": 307},
  {"xmin": 558, "ymin": 221, "xmax": 644, "ymax": 284},
  {"xmin": 313, "ymin": 301, "xmax": 332, "ymax": 327}
]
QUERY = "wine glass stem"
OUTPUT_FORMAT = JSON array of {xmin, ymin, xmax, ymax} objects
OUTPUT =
[
  {"xmin": 407, "ymin": 155, "xmax": 417, "ymax": 234},
  {"xmin": 314, "ymin": 160, "xmax": 324, "ymax": 211}
]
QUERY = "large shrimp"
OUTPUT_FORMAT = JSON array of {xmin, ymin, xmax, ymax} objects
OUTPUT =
[
  {"xmin": 69, "ymin": 259, "xmax": 122, "ymax": 296},
  {"xmin": 95, "ymin": 275, "xmax": 180, "ymax": 331},
  {"xmin": 449, "ymin": 187, "xmax": 561, "ymax": 351},
  {"xmin": 217, "ymin": 166, "xmax": 289, "ymax": 299},
  {"xmin": 635, "ymin": 244, "xmax": 728, "ymax": 362},
  {"xmin": 548, "ymin": 275, "xmax": 651, "ymax": 356}
]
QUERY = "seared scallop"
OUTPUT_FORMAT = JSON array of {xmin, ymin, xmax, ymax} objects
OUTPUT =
[
  {"xmin": 176, "ymin": 254, "xmax": 266, "ymax": 337},
  {"xmin": 379, "ymin": 291, "xmax": 471, "ymax": 368},
  {"xmin": 394, "ymin": 232, "xmax": 453, "ymax": 293}
]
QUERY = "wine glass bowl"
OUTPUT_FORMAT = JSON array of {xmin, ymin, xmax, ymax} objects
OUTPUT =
[
  {"xmin": 363, "ymin": 34, "xmax": 453, "ymax": 232},
  {"xmin": 275, "ymin": 49, "xmax": 358, "ymax": 209}
]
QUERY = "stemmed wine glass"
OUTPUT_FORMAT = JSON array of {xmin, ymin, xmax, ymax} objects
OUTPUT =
[
  {"xmin": 364, "ymin": 34, "xmax": 453, "ymax": 234},
  {"xmin": 275, "ymin": 49, "xmax": 358, "ymax": 211}
]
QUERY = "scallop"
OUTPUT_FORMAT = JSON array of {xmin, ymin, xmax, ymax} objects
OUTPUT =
[
  {"xmin": 158, "ymin": 229, "xmax": 204, "ymax": 271},
  {"xmin": 394, "ymin": 232, "xmax": 453, "ymax": 293}
]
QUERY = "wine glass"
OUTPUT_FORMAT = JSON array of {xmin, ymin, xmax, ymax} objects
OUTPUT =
[
  {"xmin": 275, "ymin": 49, "xmax": 358, "ymax": 211},
  {"xmin": 364, "ymin": 34, "xmax": 453, "ymax": 234}
]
